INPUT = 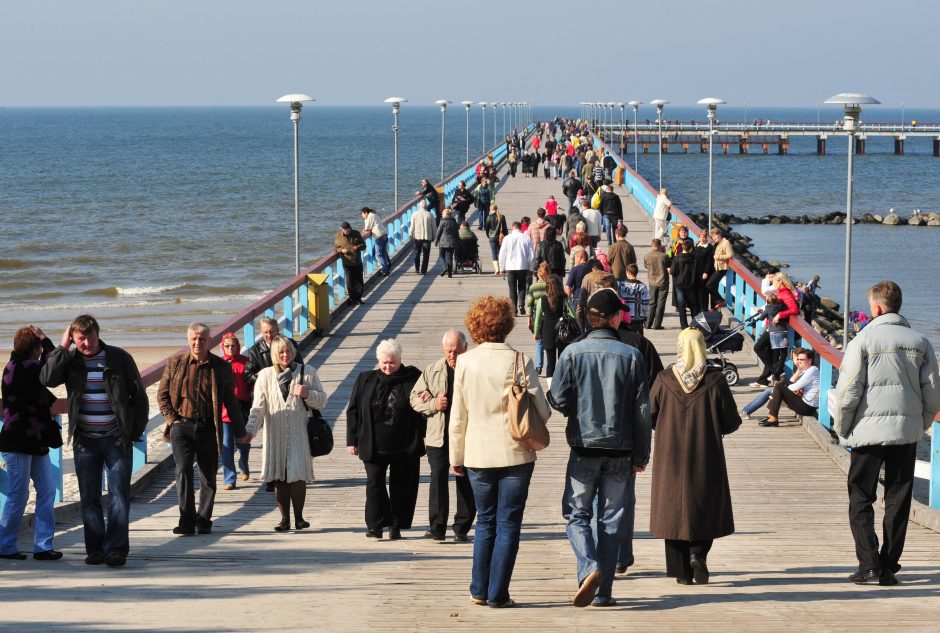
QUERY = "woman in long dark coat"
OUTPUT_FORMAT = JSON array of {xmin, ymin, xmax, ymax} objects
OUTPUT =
[{"xmin": 649, "ymin": 328, "xmax": 741, "ymax": 584}]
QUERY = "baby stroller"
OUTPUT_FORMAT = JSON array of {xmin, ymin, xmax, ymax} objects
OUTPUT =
[
  {"xmin": 690, "ymin": 310, "xmax": 761, "ymax": 386},
  {"xmin": 455, "ymin": 233, "xmax": 482, "ymax": 274}
]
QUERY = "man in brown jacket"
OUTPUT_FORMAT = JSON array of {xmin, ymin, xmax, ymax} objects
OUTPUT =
[
  {"xmin": 606, "ymin": 225, "xmax": 636, "ymax": 280},
  {"xmin": 643, "ymin": 239, "xmax": 669, "ymax": 330},
  {"xmin": 335, "ymin": 221, "xmax": 366, "ymax": 304},
  {"xmin": 158, "ymin": 323, "xmax": 250, "ymax": 535}
]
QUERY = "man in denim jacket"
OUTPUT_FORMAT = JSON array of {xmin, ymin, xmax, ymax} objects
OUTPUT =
[{"xmin": 549, "ymin": 288, "xmax": 651, "ymax": 607}]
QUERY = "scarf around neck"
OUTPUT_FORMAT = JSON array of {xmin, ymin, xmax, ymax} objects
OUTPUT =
[{"xmin": 672, "ymin": 328, "xmax": 708, "ymax": 394}]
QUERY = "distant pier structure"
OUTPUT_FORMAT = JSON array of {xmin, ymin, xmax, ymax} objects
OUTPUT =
[{"xmin": 599, "ymin": 122, "xmax": 940, "ymax": 156}]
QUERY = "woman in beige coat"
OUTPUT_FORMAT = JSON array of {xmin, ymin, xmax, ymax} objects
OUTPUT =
[
  {"xmin": 247, "ymin": 336, "xmax": 327, "ymax": 531},
  {"xmin": 450, "ymin": 296, "xmax": 550, "ymax": 608}
]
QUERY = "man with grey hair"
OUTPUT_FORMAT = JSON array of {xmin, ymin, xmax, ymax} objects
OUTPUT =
[
  {"xmin": 409, "ymin": 330, "xmax": 476, "ymax": 541},
  {"xmin": 245, "ymin": 317, "xmax": 300, "ymax": 387},
  {"xmin": 158, "ymin": 323, "xmax": 251, "ymax": 536},
  {"xmin": 409, "ymin": 200, "xmax": 437, "ymax": 275}
]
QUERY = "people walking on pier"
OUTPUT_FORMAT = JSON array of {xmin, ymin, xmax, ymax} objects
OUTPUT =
[
  {"xmin": 607, "ymin": 225, "xmax": 636, "ymax": 280},
  {"xmin": 692, "ymin": 230, "xmax": 715, "ymax": 312},
  {"xmin": 563, "ymin": 170, "xmax": 582, "ymax": 212},
  {"xmin": 346, "ymin": 339, "xmax": 425, "ymax": 540},
  {"xmin": 415, "ymin": 178, "xmax": 440, "ymax": 220},
  {"xmin": 833, "ymin": 281, "xmax": 940, "ymax": 586},
  {"xmin": 533, "ymin": 275, "xmax": 575, "ymax": 380},
  {"xmin": 757, "ymin": 347, "xmax": 819, "ymax": 428},
  {"xmin": 409, "ymin": 200, "xmax": 437, "ymax": 275},
  {"xmin": 475, "ymin": 177, "xmax": 494, "ymax": 230},
  {"xmin": 409, "ymin": 330, "xmax": 476, "ymax": 542},
  {"xmin": 580, "ymin": 203, "xmax": 602, "ymax": 249},
  {"xmin": 40, "ymin": 315, "xmax": 149, "ymax": 566},
  {"xmin": 644, "ymin": 239, "xmax": 669, "ymax": 331},
  {"xmin": 534, "ymin": 226, "xmax": 566, "ymax": 277},
  {"xmin": 549, "ymin": 288, "xmax": 651, "ymax": 607},
  {"xmin": 600, "ymin": 185, "xmax": 624, "ymax": 246},
  {"xmin": 706, "ymin": 228, "xmax": 733, "ymax": 309},
  {"xmin": 618, "ymin": 264, "xmax": 650, "ymax": 335},
  {"xmin": 361, "ymin": 207, "xmax": 390, "ymax": 276},
  {"xmin": 435, "ymin": 208, "xmax": 460, "ymax": 278},
  {"xmin": 158, "ymin": 323, "xmax": 251, "ymax": 537},
  {"xmin": 652, "ymin": 188, "xmax": 672, "ymax": 242},
  {"xmin": 650, "ymin": 328, "xmax": 741, "ymax": 585},
  {"xmin": 450, "ymin": 296, "xmax": 550, "ymax": 608},
  {"xmin": 335, "ymin": 221, "xmax": 366, "ymax": 305},
  {"xmin": 220, "ymin": 333, "xmax": 252, "ymax": 489},
  {"xmin": 1, "ymin": 326, "xmax": 62, "ymax": 561},
  {"xmin": 670, "ymin": 239, "xmax": 698, "ymax": 330},
  {"xmin": 751, "ymin": 290, "xmax": 788, "ymax": 387},
  {"xmin": 484, "ymin": 204, "xmax": 508, "ymax": 275},
  {"xmin": 498, "ymin": 222, "xmax": 534, "ymax": 317},
  {"xmin": 246, "ymin": 336, "xmax": 326, "ymax": 532}
]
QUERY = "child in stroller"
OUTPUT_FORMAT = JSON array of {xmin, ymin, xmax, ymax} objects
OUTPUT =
[{"xmin": 456, "ymin": 222, "xmax": 482, "ymax": 274}]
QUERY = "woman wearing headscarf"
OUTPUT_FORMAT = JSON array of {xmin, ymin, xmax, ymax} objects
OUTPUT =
[
  {"xmin": 220, "ymin": 332, "xmax": 252, "ymax": 489},
  {"xmin": 0, "ymin": 326, "xmax": 62, "ymax": 561},
  {"xmin": 247, "ymin": 336, "xmax": 327, "ymax": 531},
  {"xmin": 649, "ymin": 328, "xmax": 741, "ymax": 585}
]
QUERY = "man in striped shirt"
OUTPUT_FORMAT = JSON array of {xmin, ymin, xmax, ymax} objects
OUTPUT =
[{"xmin": 41, "ymin": 314, "xmax": 149, "ymax": 568}]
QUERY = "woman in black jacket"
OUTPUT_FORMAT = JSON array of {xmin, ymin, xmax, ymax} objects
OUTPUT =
[
  {"xmin": 670, "ymin": 239, "xmax": 698, "ymax": 329},
  {"xmin": 434, "ymin": 208, "xmax": 461, "ymax": 278},
  {"xmin": 346, "ymin": 339, "xmax": 425, "ymax": 540},
  {"xmin": 0, "ymin": 326, "xmax": 62, "ymax": 560}
]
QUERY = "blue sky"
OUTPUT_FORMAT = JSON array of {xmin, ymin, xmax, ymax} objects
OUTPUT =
[{"xmin": 3, "ymin": 0, "xmax": 938, "ymax": 107}]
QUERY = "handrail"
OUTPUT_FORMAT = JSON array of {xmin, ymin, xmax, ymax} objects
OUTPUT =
[
  {"xmin": 593, "ymin": 131, "xmax": 940, "ymax": 510},
  {"xmin": 0, "ymin": 123, "xmax": 535, "ymax": 508}
]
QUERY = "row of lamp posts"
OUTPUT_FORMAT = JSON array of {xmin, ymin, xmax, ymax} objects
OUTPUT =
[{"xmin": 582, "ymin": 93, "xmax": 879, "ymax": 343}]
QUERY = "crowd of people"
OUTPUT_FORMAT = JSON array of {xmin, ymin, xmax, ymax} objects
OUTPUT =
[{"xmin": 2, "ymin": 119, "xmax": 938, "ymax": 613}]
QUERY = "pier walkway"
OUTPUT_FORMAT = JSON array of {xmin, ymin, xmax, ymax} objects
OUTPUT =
[{"xmin": 4, "ymin": 163, "xmax": 940, "ymax": 632}]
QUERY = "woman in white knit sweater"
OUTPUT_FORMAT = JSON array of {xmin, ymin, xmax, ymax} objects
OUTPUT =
[{"xmin": 247, "ymin": 336, "xmax": 327, "ymax": 531}]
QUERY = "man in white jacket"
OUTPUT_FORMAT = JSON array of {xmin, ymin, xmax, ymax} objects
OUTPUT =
[{"xmin": 834, "ymin": 280, "xmax": 940, "ymax": 586}]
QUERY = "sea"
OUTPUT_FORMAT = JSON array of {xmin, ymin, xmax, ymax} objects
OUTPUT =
[{"xmin": 1, "ymin": 105, "xmax": 938, "ymax": 352}]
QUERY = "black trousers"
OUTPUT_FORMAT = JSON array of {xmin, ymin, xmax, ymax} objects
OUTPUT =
[
  {"xmin": 506, "ymin": 270, "xmax": 528, "ymax": 312},
  {"xmin": 544, "ymin": 347, "xmax": 559, "ymax": 378},
  {"xmin": 169, "ymin": 421, "xmax": 218, "ymax": 530},
  {"xmin": 363, "ymin": 452, "xmax": 420, "ymax": 531},
  {"xmin": 664, "ymin": 539, "xmax": 713, "ymax": 582},
  {"xmin": 767, "ymin": 382, "xmax": 817, "ymax": 418},
  {"xmin": 346, "ymin": 264, "xmax": 364, "ymax": 302},
  {"xmin": 847, "ymin": 443, "xmax": 917, "ymax": 572},
  {"xmin": 705, "ymin": 269, "xmax": 727, "ymax": 307},
  {"xmin": 754, "ymin": 331, "xmax": 788, "ymax": 381},
  {"xmin": 439, "ymin": 247, "xmax": 455, "ymax": 277},
  {"xmin": 647, "ymin": 283, "xmax": 669, "ymax": 329},
  {"xmin": 426, "ymin": 445, "xmax": 476, "ymax": 537},
  {"xmin": 414, "ymin": 240, "xmax": 431, "ymax": 273}
]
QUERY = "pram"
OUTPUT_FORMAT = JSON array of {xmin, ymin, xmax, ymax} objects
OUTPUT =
[
  {"xmin": 455, "ymin": 234, "xmax": 482, "ymax": 274},
  {"xmin": 690, "ymin": 310, "xmax": 762, "ymax": 386}
]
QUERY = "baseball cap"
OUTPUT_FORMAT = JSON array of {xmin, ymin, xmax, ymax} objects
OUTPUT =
[{"xmin": 587, "ymin": 288, "xmax": 627, "ymax": 317}]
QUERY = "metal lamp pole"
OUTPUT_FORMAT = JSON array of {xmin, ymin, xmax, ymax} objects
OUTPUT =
[
  {"xmin": 435, "ymin": 100, "xmax": 451, "ymax": 181},
  {"xmin": 698, "ymin": 98, "xmax": 726, "ymax": 230},
  {"xmin": 650, "ymin": 99, "xmax": 669, "ymax": 191},
  {"xmin": 461, "ymin": 101, "xmax": 473, "ymax": 164},
  {"xmin": 385, "ymin": 97, "xmax": 407, "ymax": 211},
  {"xmin": 479, "ymin": 102, "xmax": 488, "ymax": 153},
  {"xmin": 628, "ymin": 101, "xmax": 641, "ymax": 171},
  {"xmin": 276, "ymin": 94, "xmax": 314, "ymax": 275},
  {"xmin": 825, "ymin": 92, "xmax": 880, "ymax": 342}
]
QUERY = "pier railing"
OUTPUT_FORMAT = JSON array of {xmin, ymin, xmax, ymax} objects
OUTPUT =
[
  {"xmin": 593, "ymin": 133, "xmax": 940, "ymax": 510},
  {"xmin": 0, "ymin": 125, "xmax": 534, "ymax": 511}
]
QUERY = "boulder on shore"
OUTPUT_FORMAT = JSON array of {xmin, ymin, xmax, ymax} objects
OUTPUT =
[
  {"xmin": 909, "ymin": 214, "xmax": 925, "ymax": 226},
  {"xmin": 883, "ymin": 212, "xmax": 903, "ymax": 225},
  {"xmin": 820, "ymin": 297, "xmax": 840, "ymax": 311},
  {"xmin": 873, "ymin": 214, "xmax": 883, "ymax": 223}
]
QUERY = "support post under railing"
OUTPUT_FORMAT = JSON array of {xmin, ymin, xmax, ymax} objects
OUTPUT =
[
  {"xmin": 365, "ymin": 236, "xmax": 375, "ymax": 275},
  {"xmin": 50, "ymin": 432, "xmax": 63, "ymax": 503},
  {"xmin": 818, "ymin": 360, "xmax": 834, "ymax": 430},
  {"xmin": 133, "ymin": 439, "xmax": 147, "ymax": 474},
  {"xmin": 282, "ymin": 295, "xmax": 293, "ymax": 338},
  {"xmin": 930, "ymin": 421, "xmax": 940, "ymax": 509},
  {"xmin": 243, "ymin": 321, "xmax": 255, "ymax": 348},
  {"xmin": 324, "ymin": 266, "xmax": 335, "ymax": 311},
  {"xmin": 335, "ymin": 259, "xmax": 347, "ymax": 303},
  {"xmin": 299, "ymin": 283, "xmax": 309, "ymax": 334}
]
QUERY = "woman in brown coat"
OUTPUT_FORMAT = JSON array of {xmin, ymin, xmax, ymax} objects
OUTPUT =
[{"xmin": 649, "ymin": 328, "xmax": 741, "ymax": 585}]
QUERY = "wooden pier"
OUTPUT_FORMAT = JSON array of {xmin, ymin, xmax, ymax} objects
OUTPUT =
[{"xmin": 3, "ymin": 158, "xmax": 939, "ymax": 632}]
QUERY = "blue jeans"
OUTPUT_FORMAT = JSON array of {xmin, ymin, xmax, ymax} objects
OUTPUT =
[
  {"xmin": 617, "ymin": 472, "xmax": 637, "ymax": 568},
  {"xmin": 562, "ymin": 451, "xmax": 631, "ymax": 602},
  {"xmin": 0, "ymin": 452, "xmax": 57, "ymax": 554},
  {"xmin": 467, "ymin": 462, "xmax": 534, "ymax": 605},
  {"xmin": 374, "ymin": 234, "xmax": 391, "ymax": 274},
  {"xmin": 74, "ymin": 434, "xmax": 132, "ymax": 556},
  {"xmin": 221, "ymin": 422, "xmax": 251, "ymax": 485},
  {"xmin": 743, "ymin": 388, "xmax": 773, "ymax": 416},
  {"xmin": 534, "ymin": 339, "xmax": 544, "ymax": 371}
]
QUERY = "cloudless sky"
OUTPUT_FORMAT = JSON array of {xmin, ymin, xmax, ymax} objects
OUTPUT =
[{"xmin": 3, "ymin": 0, "xmax": 938, "ymax": 108}]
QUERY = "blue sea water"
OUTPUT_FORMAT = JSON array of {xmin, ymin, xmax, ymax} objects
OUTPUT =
[{"xmin": 0, "ymin": 105, "xmax": 937, "ymax": 349}]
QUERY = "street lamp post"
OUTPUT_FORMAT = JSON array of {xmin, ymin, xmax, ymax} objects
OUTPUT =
[
  {"xmin": 276, "ymin": 93, "xmax": 314, "ymax": 275},
  {"xmin": 698, "ymin": 97, "xmax": 726, "ymax": 231},
  {"xmin": 824, "ymin": 92, "xmax": 880, "ymax": 343},
  {"xmin": 435, "ymin": 100, "xmax": 451, "ymax": 181},
  {"xmin": 501, "ymin": 102, "xmax": 507, "ymax": 138},
  {"xmin": 384, "ymin": 97, "xmax": 407, "ymax": 211},
  {"xmin": 901, "ymin": 102, "xmax": 905, "ymax": 132},
  {"xmin": 478, "ymin": 102, "xmax": 488, "ymax": 153},
  {"xmin": 492, "ymin": 102, "xmax": 498, "ymax": 147},
  {"xmin": 618, "ymin": 102, "xmax": 626, "ymax": 156},
  {"xmin": 649, "ymin": 99, "xmax": 669, "ymax": 191},
  {"xmin": 628, "ymin": 101, "xmax": 641, "ymax": 171},
  {"xmin": 461, "ymin": 101, "xmax": 473, "ymax": 164}
]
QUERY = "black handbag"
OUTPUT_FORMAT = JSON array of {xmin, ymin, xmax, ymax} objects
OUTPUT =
[
  {"xmin": 299, "ymin": 365, "xmax": 333, "ymax": 457},
  {"xmin": 554, "ymin": 308, "xmax": 582, "ymax": 352}
]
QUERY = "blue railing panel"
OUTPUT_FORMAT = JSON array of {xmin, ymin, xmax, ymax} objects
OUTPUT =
[
  {"xmin": 282, "ymin": 295, "xmax": 293, "ymax": 338},
  {"xmin": 324, "ymin": 266, "xmax": 335, "ymax": 311},
  {"xmin": 299, "ymin": 283, "xmax": 309, "ymax": 333}
]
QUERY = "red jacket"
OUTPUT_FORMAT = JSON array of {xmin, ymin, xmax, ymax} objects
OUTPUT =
[
  {"xmin": 220, "ymin": 335, "xmax": 250, "ymax": 423},
  {"xmin": 776, "ymin": 287, "xmax": 800, "ymax": 323}
]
